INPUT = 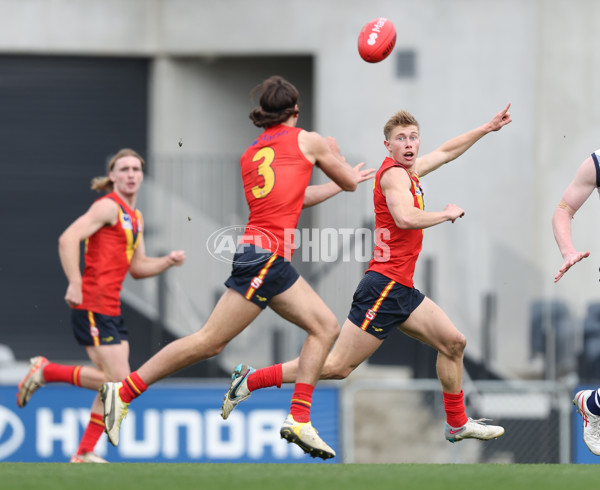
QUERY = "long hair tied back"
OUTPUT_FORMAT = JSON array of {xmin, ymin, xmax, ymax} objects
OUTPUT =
[
  {"xmin": 249, "ymin": 76, "xmax": 300, "ymax": 128},
  {"xmin": 90, "ymin": 148, "xmax": 145, "ymax": 192}
]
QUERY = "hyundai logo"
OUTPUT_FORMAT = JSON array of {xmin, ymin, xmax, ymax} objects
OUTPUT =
[{"xmin": 0, "ymin": 406, "xmax": 25, "ymax": 459}]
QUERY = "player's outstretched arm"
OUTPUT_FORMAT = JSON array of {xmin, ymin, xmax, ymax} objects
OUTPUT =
[
  {"xmin": 416, "ymin": 103, "xmax": 512, "ymax": 177},
  {"xmin": 300, "ymin": 132, "xmax": 358, "ymax": 192},
  {"xmin": 553, "ymin": 248, "xmax": 590, "ymax": 283},
  {"xmin": 552, "ymin": 156, "xmax": 596, "ymax": 282},
  {"xmin": 383, "ymin": 167, "xmax": 464, "ymax": 229},
  {"xmin": 303, "ymin": 162, "xmax": 375, "ymax": 208},
  {"xmin": 553, "ymin": 202, "xmax": 590, "ymax": 282}
]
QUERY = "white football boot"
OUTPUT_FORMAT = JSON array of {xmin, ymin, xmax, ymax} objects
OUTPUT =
[
  {"xmin": 221, "ymin": 363, "xmax": 255, "ymax": 420},
  {"xmin": 445, "ymin": 417, "xmax": 505, "ymax": 442},
  {"xmin": 280, "ymin": 414, "xmax": 336, "ymax": 460},
  {"xmin": 17, "ymin": 356, "xmax": 48, "ymax": 408},
  {"xmin": 573, "ymin": 390, "xmax": 600, "ymax": 455},
  {"xmin": 100, "ymin": 382, "xmax": 129, "ymax": 446},
  {"xmin": 70, "ymin": 452, "xmax": 108, "ymax": 463}
]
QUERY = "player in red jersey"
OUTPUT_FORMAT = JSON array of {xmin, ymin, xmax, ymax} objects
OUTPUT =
[
  {"xmin": 16, "ymin": 148, "xmax": 186, "ymax": 463},
  {"xmin": 100, "ymin": 76, "xmax": 375, "ymax": 459},
  {"xmin": 221, "ymin": 104, "xmax": 513, "ymax": 445},
  {"xmin": 552, "ymin": 149, "xmax": 600, "ymax": 456}
]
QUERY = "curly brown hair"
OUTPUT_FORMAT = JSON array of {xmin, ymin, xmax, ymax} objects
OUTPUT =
[{"xmin": 249, "ymin": 76, "xmax": 300, "ymax": 128}]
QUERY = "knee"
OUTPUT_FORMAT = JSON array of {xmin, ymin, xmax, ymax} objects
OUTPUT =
[
  {"xmin": 321, "ymin": 357, "xmax": 353, "ymax": 380},
  {"xmin": 445, "ymin": 332, "xmax": 466, "ymax": 359},
  {"xmin": 185, "ymin": 330, "xmax": 229, "ymax": 360},
  {"xmin": 190, "ymin": 336, "xmax": 226, "ymax": 360},
  {"xmin": 325, "ymin": 364, "xmax": 352, "ymax": 380},
  {"xmin": 307, "ymin": 312, "xmax": 340, "ymax": 347},
  {"xmin": 321, "ymin": 313, "xmax": 340, "ymax": 344}
]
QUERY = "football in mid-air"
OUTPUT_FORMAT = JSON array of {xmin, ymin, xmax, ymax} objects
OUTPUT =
[{"xmin": 357, "ymin": 17, "xmax": 396, "ymax": 63}]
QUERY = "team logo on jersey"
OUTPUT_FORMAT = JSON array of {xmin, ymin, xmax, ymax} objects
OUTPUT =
[
  {"xmin": 412, "ymin": 179, "xmax": 425, "ymax": 210},
  {"xmin": 121, "ymin": 213, "xmax": 133, "ymax": 230}
]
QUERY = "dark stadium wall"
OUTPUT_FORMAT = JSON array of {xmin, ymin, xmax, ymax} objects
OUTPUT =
[{"xmin": 0, "ymin": 55, "xmax": 149, "ymax": 362}]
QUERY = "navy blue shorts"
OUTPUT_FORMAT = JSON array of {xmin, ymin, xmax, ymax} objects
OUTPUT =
[
  {"xmin": 347, "ymin": 271, "xmax": 425, "ymax": 339},
  {"xmin": 224, "ymin": 244, "xmax": 299, "ymax": 309},
  {"xmin": 71, "ymin": 309, "xmax": 128, "ymax": 346}
]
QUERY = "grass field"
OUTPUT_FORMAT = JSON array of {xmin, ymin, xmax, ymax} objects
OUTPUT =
[{"xmin": 2, "ymin": 463, "xmax": 600, "ymax": 490}]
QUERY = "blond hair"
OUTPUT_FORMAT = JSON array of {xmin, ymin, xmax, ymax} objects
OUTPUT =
[
  {"xmin": 383, "ymin": 110, "xmax": 420, "ymax": 140},
  {"xmin": 90, "ymin": 148, "xmax": 145, "ymax": 192}
]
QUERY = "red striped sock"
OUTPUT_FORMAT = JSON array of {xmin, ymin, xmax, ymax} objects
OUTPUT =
[
  {"xmin": 76, "ymin": 412, "xmax": 104, "ymax": 455},
  {"xmin": 118, "ymin": 371, "xmax": 148, "ymax": 403},
  {"xmin": 290, "ymin": 382, "xmax": 314, "ymax": 423},
  {"xmin": 247, "ymin": 364, "xmax": 282, "ymax": 392},
  {"xmin": 443, "ymin": 391, "xmax": 469, "ymax": 428},
  {"xmin": 42, "ymin": 363, "xmax": 82, "ymax": 386}
]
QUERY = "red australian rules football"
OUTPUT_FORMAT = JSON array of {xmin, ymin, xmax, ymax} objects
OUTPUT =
[{"xmin": 357, "ymin": 18, "xmax": 397, "ymax": 63}]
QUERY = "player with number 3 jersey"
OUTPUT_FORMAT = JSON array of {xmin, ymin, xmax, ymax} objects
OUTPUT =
[
  {"xmin": 240, "ymin": 125, "xmax": 312, "ymax": 259},
  {"xmin": 221, "ymin": 103, "xmax": 514, "ymax": 447},
  {"xmin": 100, "ymin": 75, "xmax": 375, "ymax": 460}
]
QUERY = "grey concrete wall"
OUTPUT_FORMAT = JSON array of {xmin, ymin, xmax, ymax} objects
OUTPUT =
[{"xmin": 2, "ymin": 0, "xmax": 600, "ymax": 377}]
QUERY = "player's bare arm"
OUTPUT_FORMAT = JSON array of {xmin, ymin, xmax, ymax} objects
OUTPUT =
[
  {"xmin": 129, "ymin": 233, "xmax": 186, "ymax": 279},
  {"xmin": 552, "ymin": 156, "xmax": 596, "ymax": 282},
  {"xmin": 416, "ymin": 103, "xmax": 512, "ymax": 177},
  {"xmin": 303, "ymin": 162, "xmax": 375, "ymax": 208},
  {"xmin": 303, "ymin": 135, "xmax": 374, "ymax": 207},
  {"xmin": 299, "ymin": 131, "xmax": 357, "ymax": 191},
  {"xmin": 58, "ymin": 198, "xmax": 119, "ymax": 306},
  {"xmin": 382, "ymin": 167, "xmax": 464, "ymax": 229}
]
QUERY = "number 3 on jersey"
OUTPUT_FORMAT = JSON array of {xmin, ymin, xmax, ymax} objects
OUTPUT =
[{"xmin": 251, "ymin": 147, "xmax": 275, "ymax": 199}]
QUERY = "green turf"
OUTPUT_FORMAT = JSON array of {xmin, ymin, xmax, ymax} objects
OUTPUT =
[{"xmin": 2, "ymin": 463, "xmax": 600, "ymax": 490}]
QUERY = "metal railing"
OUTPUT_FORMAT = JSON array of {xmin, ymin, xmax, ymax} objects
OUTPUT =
[{"xmin": 341, "ymin": 377, "xmax": 573, "ymax": 464}]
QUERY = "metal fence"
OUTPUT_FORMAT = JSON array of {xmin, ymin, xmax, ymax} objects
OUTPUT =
[{"xmin": 340, "ymin": 377, "xmax": 573, "ymax": 464}]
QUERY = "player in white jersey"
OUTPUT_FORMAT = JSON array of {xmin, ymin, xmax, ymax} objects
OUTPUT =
[{"xmin": 553, "ymin": 148, "xmax": 600, "ymax": 455}]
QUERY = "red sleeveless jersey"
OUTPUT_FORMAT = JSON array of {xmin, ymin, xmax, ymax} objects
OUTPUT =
[
  {"xmin": 367, "ymin": 157, "xmax": 424, "ymax": 287},
  {"xmin": 74, "ymin": 191, "xmax": 142, "ymax": 316},
  {"xmin": 239, "ymin": 125, "xmax": 314, "ymax": 259}
]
